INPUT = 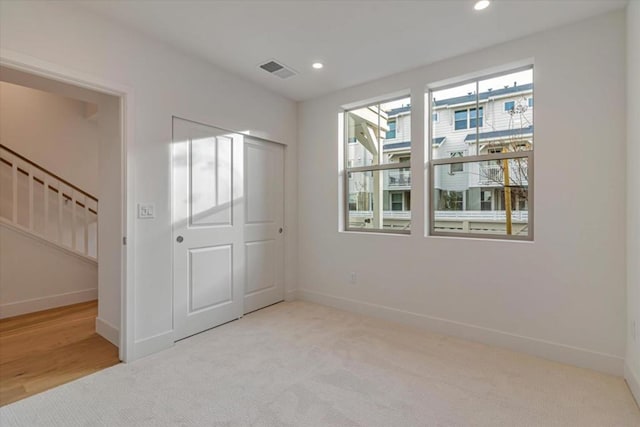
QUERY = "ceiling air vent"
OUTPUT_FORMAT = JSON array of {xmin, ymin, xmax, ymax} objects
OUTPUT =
[{"xmin": 259, "ymin": 60, "xmax": 297, "ymax": 79}]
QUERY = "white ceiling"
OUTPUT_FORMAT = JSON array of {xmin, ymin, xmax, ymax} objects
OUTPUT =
[{"xmin": 79, "ymin": 0, "xmax": 627, "ymax": 101}]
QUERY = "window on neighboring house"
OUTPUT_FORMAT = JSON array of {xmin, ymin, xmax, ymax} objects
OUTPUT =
[
  {"xmin": 450, "ymin": 152, "xmax": 464, "ymax": 173},
  {"xmin": 386, "ymin": 120, "xmax": 396, "ymax": 139},
  {"xmin": 470, "ymin": 107, "xmax": 483, "ymax": 128},
  {"xmin": 428, "ymin": 66, "xmax": 533, "ymax": 240},
  {"xmin": 454, "ymin": 107, "xmax": 483, "ymax": 130},
  {"xmin": 480, "ymin": 190, "xmax": 493, "ymax": 211},
  {"xmin": 454, "ymin": 109, "xmax": 468, "ymax": 130},
  {"xmin": 438, "ymin": 190, "xmax": 463, "ymax": 211},
  {"xmin": 528, "ymin": 97, "xmax": 533, "ymax": 107},
  {"xmin": 343, "ymin": 95, "xmax": 411, "ymax": 233},
  {"xmin": 433, "ymin": 112, "xmax": 439, "ymax": 123},
  {"xmin": 390, "ymin": 192, "xmax": 404, "ymax": 211}
]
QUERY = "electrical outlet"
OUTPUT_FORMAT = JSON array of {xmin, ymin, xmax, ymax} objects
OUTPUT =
[
  {"xmin": 349, "ymin": 272, "xmax": 357, "ymax": 284},
  {"xmin": 138, "ymin": 203, "xmax": 155, "ymax": 219}
]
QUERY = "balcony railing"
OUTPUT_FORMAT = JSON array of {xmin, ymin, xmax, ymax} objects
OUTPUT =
[
  {"xmin": 387, "ymin": 170, "xmax": 411, "ymax": 187},
  {"xmin": 349, "ymin": 210, "xmax": 411, "ymax": 220},
  {"xmin": 348, "ymin": 210, "xmax": 526, "ymax": 222},
  {"xmin": 478, "ymin": 163, "xmax": 528, "ymax": 185},
  {"xmin": 435, "ymin": 210, "xmax": 528, "ymax": 222}
]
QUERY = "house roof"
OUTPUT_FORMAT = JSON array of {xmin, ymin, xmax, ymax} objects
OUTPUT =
[
  {"xmin": 386, "ymin": 106, "xmax": 411, "ymax": 118},
  {"xmin": 382, "ymin": 137, "xmax": 445, "ymax": 151},
  {"xmin": 384, "ymin": 83, "xmax": 533, "ymax": 117},
  {"xmin": 384, "ymin": 141, "xmax": 411, "ymax": 150},
  {"xmin": 464, "ymin": 125, "xmax": 533, "ymax": 142},
  {"xmin": 434, "ymin": 83, "xmax": 533, "ymax": 107}
]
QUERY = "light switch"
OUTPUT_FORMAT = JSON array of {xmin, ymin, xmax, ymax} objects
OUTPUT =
[{"xmin": 138, "ymin": 203, "xmax": 155, "ymax": 219}]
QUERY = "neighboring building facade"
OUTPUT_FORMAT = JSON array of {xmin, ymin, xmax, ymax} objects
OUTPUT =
[{"xmin": 346, "ymin": 81, "xmax": 533, "ymax": 233}]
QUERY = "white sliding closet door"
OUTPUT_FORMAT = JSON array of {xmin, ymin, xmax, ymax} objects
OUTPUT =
[
  {"xmin": 243, "ymin": 138, "xmax": 285, "ymax": 314},
  {"xmin": 172, "ymin": 118, "xmax": 244, "ymax": 341}
]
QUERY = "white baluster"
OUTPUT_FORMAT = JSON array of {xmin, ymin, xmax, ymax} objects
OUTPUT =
[
  {"xmin": 44, "ymin": 176, "xmax": 49, "ymax": 238},
  {"xmin": 71, "ymin": 191, "xmax": 76, "ymax": 252},
  {"xmin": 28, "ymin": 166, "xmax": 34, "ymax": 231},
  {"xmin": 84, "ymin": 197, "xmax": 89, "ymax": 257},
  {"xmin": 57, "ymin": 185, "xmax": 63, "ymax": 245},
  {"xmin": 12, "ymin": 161, "xmax": 18, "ymax": 224}
]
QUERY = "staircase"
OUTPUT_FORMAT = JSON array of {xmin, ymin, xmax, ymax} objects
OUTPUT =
[
  {"xmin": 0, "ymin": 144, "xmax": 98, "ymax": 318},
  {"xmin": 0, "ymin": 144, "xmax": 98, "ymax": 260}
]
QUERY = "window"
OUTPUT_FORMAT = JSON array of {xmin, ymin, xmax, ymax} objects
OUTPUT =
[
  {"xmin": 437, "ymin": 191, "xmax": 463, "ymax": 211},
  {"xmin": 390, "ymin": 193, "xmax": 403, "ymax": 211},
  {"xmin": 454, "ymin": 107, "xmax": 483, "ymax": 130},
  {"xmin": 386, "ymin": 120, "xmax": 396, "ymax": 139},
  {"xmin": 528, "ymin": 97, "xmax": 533, "ymax": 107},
  {"xmin": 450, "ymin": 152, "xmax": 464, "ymax": 173},
  {"xmin": 344, "ymin": 96, "xmax": 411, "ymax": 233},
  {"xmin": 432, "ymin": 112, "xmax": 439, "ymax": 123},
  {"xmin": 429, "ymin": 66, "xmax": 533, "ymax": 240},
  {"xmin": 480, "ymin": 189, "xmax": 492, "ymax": 211},
  {"xmin": 454, "ymin": 110, "xmax": 467, "ymax": 130},
  {"xmin": 470, "ymin": 107, "xmax": 483, "ymax": 128}
]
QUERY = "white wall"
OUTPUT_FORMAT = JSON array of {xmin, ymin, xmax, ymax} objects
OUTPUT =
[
  {"xmin": 297, "ymin": 11, "xmax": 627, "ymax": 375},
  {"xmin": 0, "ymin": 223, "xmax": 97, "ymax": 318},
  {"xmin": 0, "ymin": 81, "xmax": 99, "ymax": 196},
  {"xmin": 0, "ymin": 1, "xmax": 297, "ymax": 360},
  {"xmin": 96, "ymin": 93, "xmax": 122, "ymax": 346},
  {"xmin": 625, "ymin": 0, "xmax": 640, "ymax": 404}
]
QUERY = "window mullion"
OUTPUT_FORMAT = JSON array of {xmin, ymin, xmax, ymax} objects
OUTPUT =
[{"xmin": 476, "ymin": 80, "xmax": 480, "ymax": 156}]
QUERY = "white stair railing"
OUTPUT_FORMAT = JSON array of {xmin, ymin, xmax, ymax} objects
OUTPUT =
[{"xmin": 0, "ymin": 144, "xmax": 98, "ymax": 261}]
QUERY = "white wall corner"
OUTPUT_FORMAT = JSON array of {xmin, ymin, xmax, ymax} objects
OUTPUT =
[
  {"xmin": 625, "ymin": 361, "xmax": 640, "ymax": 408},
  {"xmin": 285, "ymin": 289, "xmax": 298, "ymax": 302},
  {"xmin": 297, "ymin": 289, "xmax": 625, "ymax": 376}
]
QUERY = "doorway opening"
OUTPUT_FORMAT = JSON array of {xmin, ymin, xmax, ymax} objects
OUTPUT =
[{"xmin": 0, "ymin": 66, "xmax": 124, "ymax": 405}]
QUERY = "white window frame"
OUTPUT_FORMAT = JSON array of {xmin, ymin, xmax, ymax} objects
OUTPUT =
[
  {"xmin": 428, "ymin": 65, "xmax": 534, "ymax": 241},
  {"xmin": 343, "ymin": 95, "xmax": 411, "ymax": 235}
]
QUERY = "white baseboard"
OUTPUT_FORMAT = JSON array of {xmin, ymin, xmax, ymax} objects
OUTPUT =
[
  {"xmin": 625, "ymin": 361, "xmax": 640, "ymax": 408},
  {"xmin": 297, "ymin": 289, "xmax": 624, "ymax": 376},
  {"xmin": 96, "ymin": 317, "xmax": 120, "ymax": 347},
  {"xmin": 133, "ymin": 330, "xmax": 174, "ymax": 361},
  {"xmin": 0, "ymin": 288, "xmax": 98, "ymax": 319}
]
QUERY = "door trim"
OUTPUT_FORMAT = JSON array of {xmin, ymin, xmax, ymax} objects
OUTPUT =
[
  {"xmin": 0, "ymin": 48, "xmax": 135, "ymax": 362},
  {"xmin": 171, "ymin": 116, "xmax": 287, "ymax": 148}
]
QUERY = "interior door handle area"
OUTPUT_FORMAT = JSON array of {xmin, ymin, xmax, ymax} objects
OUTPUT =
[{"xmin": 176, "ymin": 236, "xmax": 184, "ymax": 243}]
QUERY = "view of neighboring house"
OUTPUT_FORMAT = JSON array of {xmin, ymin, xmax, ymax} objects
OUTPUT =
[{"xmin": 346, "ymin": 69, "xmax": 533, "ymax": 236}]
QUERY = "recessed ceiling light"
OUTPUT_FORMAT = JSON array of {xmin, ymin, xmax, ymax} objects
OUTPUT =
[
  {"xmin": 312, "ymin": 62, "xmax": 324, "ymax": 70},
  {"xmin": 474, "ymin": 0, "xmax": 490, "ymax": 11}
]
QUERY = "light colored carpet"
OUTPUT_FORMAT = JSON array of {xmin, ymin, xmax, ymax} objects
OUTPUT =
[{"xmin": 1, "ymin": 301, "xmax": 638, "ymax": 426}]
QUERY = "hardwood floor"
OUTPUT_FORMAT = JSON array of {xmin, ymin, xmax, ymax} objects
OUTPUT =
[{"xmin": 0, "ymin": 301, "xmax": 120, "ymax": 406}]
